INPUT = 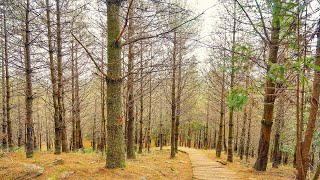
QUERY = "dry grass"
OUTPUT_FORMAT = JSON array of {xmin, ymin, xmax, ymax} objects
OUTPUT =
[
  {"xmin": 203, "ymin": 149, "xmax": 296, "ymax": 180},
  {"xmin": 0, "ymin": 148, "xmax": 192, "ymax": 180}
]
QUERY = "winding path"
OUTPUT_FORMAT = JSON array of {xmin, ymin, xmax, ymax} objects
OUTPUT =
[{"xmin": 179, "ymin": 147, "xmax": 237, "ymax": 180}]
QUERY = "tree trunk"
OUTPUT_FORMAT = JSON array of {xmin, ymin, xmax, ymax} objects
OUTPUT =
[
  {"xmin": 1, "ymin": 12, "xmax": 7, "ymax": 151},
  {"xmin": 99, "ymin": 37, "xmax": 106, "ymax": 152},
  {"xmin": 187, "ymin": 121, "xmax": 191, "ymax": 148},
  {"xmin": 147, "ymin": 64, "xmax": 152, "ymax": 153},
  {"xmin": 71, "ymin": 37, "xmax": 76, "ymax": 151},
  {"xmin": 235, "ymin": 114, "xmax": 239, "ymax": 153},
  {"xmin": 175, "ymin": 38, "xmax": 182, "ymax": 153},
  {"xmin": 272, "ymin": 95, "xmax": 284, "ymax": 168},
  {"xmin": 18, "ymin": 100, "xmax": 22, "ymax": 148},
  {"xmin": 298, "ymin": 19, "xmax": 320, "ymax": 180},
  {"xmin": 93, "ymin": 97, "xmax": 97, "ymax": 151},
  {"xmin": 239, "ymin": 75, "xmax": 249, "ymax": 160},
  {"xmin": 216, "ymin": 52, "xmax": 225, "ymax": 157},
  {"xmin": 54, "ymin": 0, "xmax": 67, "ymax": 153},
  {"xmin": 239, "ymin": 105, "xmax": 247, "ymax": 160},
  {"xmin": 253, "ymin": 0, "xmax": 281, "ymax": 171},
  {"xmin": 54, "ymin": 0, "xmax": 64, "ymax": 154},
  {"xmin": 75, "ymin": 47, "xmax": 82, "ymax": 150},
  {"xmin": 106, "ymin": 1, "xmax": 125, "ymax": 168},
  {"xmin": 24, "ymin": 0, "xmax": 34, "ymax": 158},
  {"xmin": 159, "ymin": 98, "xmax": 163, "ymax": 150},
  {"xmin": 126, "ymin": 0, "xmax": 135, "ymax": 159},
  {"xmin": 45, "ymin": 0, "xmax": 60, "ymax": 155},
  {"xmin": 227, "ymin": 0, "xmax": 237, "ymax": 162},
  {"xmin": 138, "ymin": 41, "xmax": 144, "ymax": 154},
  {"xmin": 170, "ymin": 31, "xmax": 177, "ymax": 159},
  {"xmin": 245, "ymin": 100, "xmax": 253, "ymax": 162},
  {"xmin": 4, "ymin": 5, "xmax": 11, "ymax": 151},
  {"xmin": 296, "ymin": 1, "xmax": 304, "ymax": 176}
]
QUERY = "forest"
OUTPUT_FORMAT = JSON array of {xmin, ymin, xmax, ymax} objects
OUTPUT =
[{"xmin": 0, "ymin": 0, "xmax": 320, "ymax": 179}]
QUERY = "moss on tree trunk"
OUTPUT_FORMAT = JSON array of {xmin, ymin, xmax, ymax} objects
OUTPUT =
[{"xmin": 106, "ymin": 1, "xmax": 125, "ymax": 168}]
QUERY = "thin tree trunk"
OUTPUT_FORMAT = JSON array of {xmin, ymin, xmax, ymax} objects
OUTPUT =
[
  {"xmin": 4, "ymin": 6, "xmax": 11, "ymax": 151},
  {"xmin": 93, "ymin": 97, "xmax": 97, "ymax": 151},
  {"xmin": 55, "ymin": 0, "xmax": 68, "ymax": 153},
  {"xmin": 75, "ymin": 47, "xmax": 82, "ymax": 149},
  {"xmin": 147, "ymin": 63, "xmax": 152, "ymax": 153},
  {"xmin": 175, "ymin": 39, "xmax": 182, "ymax": 153},
  {"xmin": 205, "ymin": 98, "xmax": 209, "ymax": 150},
  {"xmin": 54, "ymin": 0, "xmax": 64, "ymax": 154},
  {"xmin": 235, "ymin": 114, "xmax": 239, "ymax": 153},
  {"xmin": 135, "ymin": 104, "xmax": 138, "ymax": 145},
  {"xmin": 24, "ymin": 0, "xmax": 34, "ymax": 158},
  {"xmin": 227, "ymin": 0, "xmax": 237, "ymax": 162},
  {"xmin": 45, "ymin": 107, "xmax": 50, "ymax": 151},
  {"xmin": 298, "ymin": 19, "xmax": 320, "ymax": 180},
  {"xmin": 138, "ymin": 41, "xmax": 143, "ymax": 154},
  {"xmin": 216, "ymin": 52, "xmax": 225, "ymax": 157},
  {"xmin": 126, "ymin": 0, "xmax": 135, "ymax": 159},
  {"xmin": 239, "ymin": 75, "xmax": 249, "ymax": 160},
  {"xmin": 245, "ymin": 100, "xmax": 253, "ymax": 162},
  {"xmin": 99, "ymin": 37, "xmax": 106, "ymax": 152},
  {"xmin": 71, "ymin": 37, "xmax": 76, "ymax": 151},
  {"xmin": 45, "ymin": 0, "xmax": 60, "ymax": 155},
  {"xmin": 160, "ymin": 97, "xmax": 163, "ymax": 150},
  {"xmin": 1, "ymin": 14, "xmax": 7, "ymax": 151},
  {"xmin": 296, "ymin": 1, "xmax": 304, "ymax": 177},
  {"xmin": 239, "ymin": 105, "xmax": 247, "ymax": 160},
  {"xmin": 18, "ymin": 99, "xmax": 22, "ymax": 148},
  {"xmin": 170, "ymin": 31, "xmax": 177, "ymax": 159}
]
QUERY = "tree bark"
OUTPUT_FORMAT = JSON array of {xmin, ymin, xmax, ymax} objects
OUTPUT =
[
  {"xmin": 138, "ymin": 41, "xmax": 144, "ymax": 154},
  {"xmin": 175, "ymin": 38, "xmax": 182, "ymax": 153},
  {"xmin": 1, "ymin": 9, "xmax": 7, "ymax": 151},
  {"xmin": 272, "ymin": 95, "xmax": 284, "ymax": 168},
  {"xmin": 93, "ymin": 97, "xmax": 97, "ymax": 151},
  {"xmin": 297, "ymin": 19, "xmax": 320, "ymax": 180},
  {"xmin": 18, "ymin": 99, "xmax": 22, "ymax": 148},
  {"xmin": 227, "ymin": 0, "xmax": 237, "ymax": 162},
  {"xmin": 45, "ymin": 0, "xmax": 60, "ymax": 155},
  {"xmin": 71, "ymin": 36, "xmax": 76, "ymax": 151},
  {"xmin": 74, "ymin": 46, "xmax": 82, "ymax": 150},
  {"xmin": 4, "ymin": 1, "xmax": 11, "ymax": 151},
  {"xmin": 170, "ymin": 31, "xmax": 177, "ymax": 159},
  {"xmin": 245, "ymin": 100, "xmax": 253, "ymax": 162},
  {"xmin": 99, "ymin": 37, "xmax": 106, "ymax": 152},
  {"xmin": 216, "ymin": 52, "xmax": 225, "ymax": 157},
  {"xmin": 126, "ymin": 0, "xmax": 135, "ymax": 158},
  {"xmin": 253, "ymin": 0, "xmax": 281, "ymax": 171},
  {"xmin": 54, "ymin": 0, "xmax": 64, "ymax": 154},
  {"xmin": 147, "ymin": 63, "xmax": 152, "ymax": 153},
  {"xmin": 106, "ymin": 1, "xmax": 125, "ymax": 168},
  {"xmin": 239, "ymin": 74, "xmax": 249, "ymax": 160},
  {"xmin": 24, "ymin": 0, "xmax": 34, "ymax": 158},
  {"xmin": 56, "ymin": 0, "xmax": 68, "ymax": 153}
]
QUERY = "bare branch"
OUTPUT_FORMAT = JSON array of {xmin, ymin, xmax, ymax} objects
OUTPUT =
[{"xmin": 71, "ymin": 33, "xmax": 107, "ymax": 77}]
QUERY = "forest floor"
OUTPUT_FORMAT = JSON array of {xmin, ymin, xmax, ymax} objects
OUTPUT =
[
  {"xmin": 0, "ymin": 148, "xmax": 192, "ymax": 180},
  {"xmin": 0, "ymin": 146, "xmax": 298, "ymax": 180}
]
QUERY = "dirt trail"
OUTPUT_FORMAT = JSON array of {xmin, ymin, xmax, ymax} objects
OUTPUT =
[{"xmin": 179, "ymin": 147, "xmax": 237, "ymax": 180}]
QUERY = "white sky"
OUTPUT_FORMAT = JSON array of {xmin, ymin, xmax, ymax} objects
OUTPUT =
[{"xmin": 188, "ymin": 0, "xmax": 220, "ymax": 64}]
